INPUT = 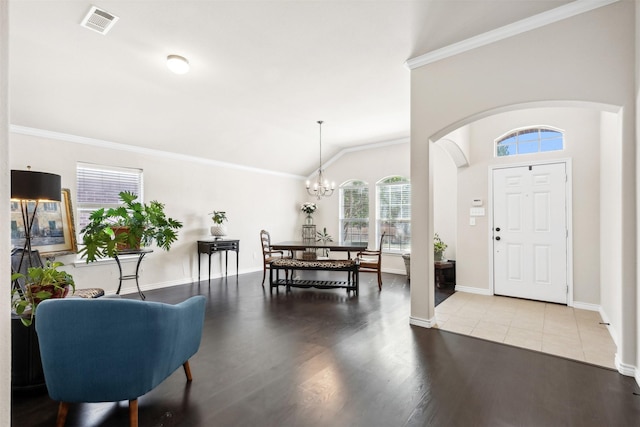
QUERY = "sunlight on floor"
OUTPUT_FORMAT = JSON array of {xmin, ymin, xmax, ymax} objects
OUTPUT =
[{"xmin": 435, "ymin": 292, "xmax": 616, "ymax": 369}]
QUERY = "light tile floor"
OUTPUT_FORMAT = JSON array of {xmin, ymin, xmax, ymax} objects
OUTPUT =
[{"xmin": 435, "ymin": 292, "xmax": 617, "ymax": 369}]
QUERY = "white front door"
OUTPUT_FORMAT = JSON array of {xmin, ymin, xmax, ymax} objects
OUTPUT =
[{"xmin": 492, "ymin": 163, "xmax": 568, "ymax": 304}]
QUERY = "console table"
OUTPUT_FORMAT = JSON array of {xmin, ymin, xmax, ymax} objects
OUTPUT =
[
  {"xmin": 114, "ymin": 248, "xmax": 152, "ymax": 300},
  {"xmin": 435, "ymin": 261, "xmax": 455, "ymax": 288},
  {"xmin": 197, "ymin": 239, "xmax": 240, "ymax": 283}
]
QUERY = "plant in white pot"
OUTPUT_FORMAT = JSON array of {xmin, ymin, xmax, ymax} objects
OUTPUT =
[{"xmin": 209, "ymin": 211, "xmax": 228, "ymax": 237}]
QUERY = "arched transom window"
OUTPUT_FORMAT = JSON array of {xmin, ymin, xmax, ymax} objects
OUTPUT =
[{"xmin": 495, "ymin": 126, "xmax": 564, "ymax": 157}]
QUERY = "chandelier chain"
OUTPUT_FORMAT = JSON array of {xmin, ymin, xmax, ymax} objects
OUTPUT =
[{"xmin": 306, "ymin": 120, "xmax": 334, "ymax": 199}]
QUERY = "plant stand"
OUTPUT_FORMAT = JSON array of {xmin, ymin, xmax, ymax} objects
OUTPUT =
[
  {"xmin": 11, "ymin": 315, "xmax": 46, "ymax": 394},
  {"xmin": 302, "ymin": 225, "xmax": 317, "ymax": 260},
  {"xmin": 114, "ymin": 249, "xmax": 152, "ymax": 299}
]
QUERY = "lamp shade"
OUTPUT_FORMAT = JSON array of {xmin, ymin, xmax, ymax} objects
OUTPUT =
[{"xmin": 11, "ymin": 170, "xmax": 62, "ymax": 201}]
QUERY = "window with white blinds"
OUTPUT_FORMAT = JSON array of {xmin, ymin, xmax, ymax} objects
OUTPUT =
[
  {"xmin": 76, "ymin": 163, "xmax": 143, "ymax": 230},
  {"xmin": 377, "ymin": 176, "xmax": 411, "ymax": 253},
  {"xmin": 339, "ymin": 180, "xmax": 369, "ymax": 246}
]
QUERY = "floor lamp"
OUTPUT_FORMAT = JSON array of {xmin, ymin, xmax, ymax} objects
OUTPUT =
[{"xmin": 11, "ymin": 169, "xmax": 62, "ymax": 283}]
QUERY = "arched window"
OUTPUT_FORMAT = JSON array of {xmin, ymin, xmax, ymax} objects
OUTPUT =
[
  {"xmin": 339, "ymin": 180, "xmax": 369, "ymax": 245},
  {"xmin": 377, "ymin": 176, "xmax": 410, "ymax": 253},
  {"xmin": 495, "ymin": 126, "xmax": 564, "ymax": 157}
]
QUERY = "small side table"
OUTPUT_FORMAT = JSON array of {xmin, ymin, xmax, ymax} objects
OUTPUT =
[
  {"xmin": 114, "ymin": 249, "xmax": 152, "ymax": 299},
  {"xmin": 434, "ymin": 261, "xmax": 454, "ymax": 289},
  {"xmin": 197, "ymin": 239, "xmax": 240, "ymax": 283}
]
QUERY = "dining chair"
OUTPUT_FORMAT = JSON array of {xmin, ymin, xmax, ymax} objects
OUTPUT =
[
  {"xmin": 260, "ymin": 230, "xmax": 290, "ymax": 285},
  {"xmin": 356, "ymin": 232, "xmax": 386, "ymax": 290}
]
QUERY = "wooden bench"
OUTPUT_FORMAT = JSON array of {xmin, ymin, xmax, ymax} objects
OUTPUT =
[{"xmin": 269, "ymin": 258, "xmax": 360, "ymax": 295}]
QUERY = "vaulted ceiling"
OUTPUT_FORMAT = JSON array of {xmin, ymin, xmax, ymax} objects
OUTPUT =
[{"xmin": 9, "ymin": 0, "xmax": 570, "ymax": 177}]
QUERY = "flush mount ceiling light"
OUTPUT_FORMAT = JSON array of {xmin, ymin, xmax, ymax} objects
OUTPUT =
[{"xmin": 166, "ymin": 55, "xmax": 190, "ymax": 74}]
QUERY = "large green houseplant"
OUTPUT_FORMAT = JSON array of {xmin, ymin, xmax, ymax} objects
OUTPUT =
[
  {"xmin": 79, "ymin": 191, "xmax": 183, "ymax": 262},
  {"xmin": 11, "ymin": 261, "xmax": 75, "ymax": 326}
]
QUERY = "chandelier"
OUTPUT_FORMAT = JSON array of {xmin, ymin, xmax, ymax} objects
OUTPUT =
[{"xmin": 306, "ymin": 120, "xmax": 335, "ymax": 199}]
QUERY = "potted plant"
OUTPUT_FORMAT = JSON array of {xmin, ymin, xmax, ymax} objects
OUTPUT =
[
  {"xmin": 11, "ymin": 261, "xmax": 75, "ymax": 327},
  {"xmin": 434, "ymin": 233, "xmax": 447, "ymax": 261},
  {"xmin": 79, "ymin": 191, "xmax": 183, "ymax": 262},
  {"xmin": 316, "ymin": 227, "xmax": 333, "ymax": 257},
  {"xmin": 209, "ymin": 211, "xmax": 228, "ymax": 237}
]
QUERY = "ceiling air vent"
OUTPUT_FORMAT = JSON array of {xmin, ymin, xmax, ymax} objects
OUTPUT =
[{"xmin": 80, "ymin": 6, "xmax": 119, "ymax": 35}]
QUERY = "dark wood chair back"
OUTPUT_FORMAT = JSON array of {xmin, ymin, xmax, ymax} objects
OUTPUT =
[
  {"xmin": 259, "ymin": 230, "xmax": 288, "ymax": 285},
  {"xmin": 357, "ymin": 232, "xmax": 386, "ymax": 291}
]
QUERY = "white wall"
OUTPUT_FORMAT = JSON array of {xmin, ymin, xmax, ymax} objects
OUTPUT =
[
  {"xmin": 312, "ymin": 141, "xmax": 410, "ymax": 275},
  {"xmin": 1, "ymin": 0, "xmax": 11, "ymax": 423},
  {"xmin": 635, "ymin": 0, "xmax": 640, "ymax": 380},
  {"xmin": 410, "ymin": 1, "xmax": 637, "ymax": 374},
  {"xmin": 455, "ymin": 107, "xmax": 601, "ymax": 306},
  {"xmin": 600, "ymin": 110, "xmax": 623, "ymax": 347},
  {"xmin": 432, "ymin": 143, "xmax": 457, "ymax": 259},
  {"xmin": 9, "ymin": 131, "xmax": 306, "ymax": 295}
]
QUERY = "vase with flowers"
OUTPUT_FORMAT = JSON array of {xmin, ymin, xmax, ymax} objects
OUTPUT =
[{"xmin": 300, "ymin": 202, "xmax": 317, "ymax": 225}]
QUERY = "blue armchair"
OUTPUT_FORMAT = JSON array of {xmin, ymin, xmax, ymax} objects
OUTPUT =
[{"xmin": 35, "ymin": 295, "xmax": 206, "ymax": 427}]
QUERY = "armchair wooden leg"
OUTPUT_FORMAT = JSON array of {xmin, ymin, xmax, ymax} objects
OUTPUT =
[
  {"xmin": 262, "ymin": 266, "xmax": 267, "ymax": 286},
  {"xmin": 377, "ymin": 271, "xmax": 382, "ymax": 290},
  {"xmin": 129, "ymin": 399, "xmax": 138, "ymax": 427},
  {"xmin": 56, "ymin": 402, "xmax": 69, "ymax": 427},
  {"xmin": 183, "ymin": 361, "xmax": 193, "ymax": 382}
]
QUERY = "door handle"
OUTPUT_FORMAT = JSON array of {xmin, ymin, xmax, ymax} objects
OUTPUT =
[
  {"xmin": 495, "ymin": 236, "xmax": 501, "ymax": 241},
  {"xmin": 495, "ymin": 227, "xmax": 501, "ymax": 232}
]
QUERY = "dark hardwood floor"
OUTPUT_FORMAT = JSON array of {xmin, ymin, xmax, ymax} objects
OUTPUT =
[{"xmin": 12, "ymin": 271, "xmax": 640, "ymax": 426}]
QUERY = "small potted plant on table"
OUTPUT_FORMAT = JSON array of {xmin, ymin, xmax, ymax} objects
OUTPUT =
[
  {"xmin": 209, "ymin": 211, "xmax": 228, "ymax": 238},
  {"xmin": 434, "ymin": 233, "xmax": 447, "ymax": 262}
]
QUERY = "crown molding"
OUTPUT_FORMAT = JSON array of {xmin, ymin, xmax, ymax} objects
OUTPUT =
[
  {"xmin": 405, "ymin": 0, "xmax": 620, "ymax": 70},
  {"xmin": 10, "ymin": 125, "xmax": 305, "ymax": 180}
]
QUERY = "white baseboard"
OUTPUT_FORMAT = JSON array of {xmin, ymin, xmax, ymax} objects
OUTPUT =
[
  {"xmin": 454, "ymin": 285, "xmax": 492, "ymax": 295},
  {"xmin": 615, "ymin": 354, "xmax": 636, "ymax": 377},
  {"xmin": 115, "ymin": 277, "xmax": 189, "ymax": 296},
  {"xmin": 410, "ymin": 316, "xmax": 436, "ymax": 328},
  {"xmin": 383, "ymin": 267, "xmax": 408, "ymax": 275},
  {"xmin": 572, "ymin": 301, "xmax": 600, "ymax": 311}
]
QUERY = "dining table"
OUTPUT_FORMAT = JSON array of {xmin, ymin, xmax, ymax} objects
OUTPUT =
[{"xmin": 271, "ymin": 241, "xmax": 368, "ymax": 259}]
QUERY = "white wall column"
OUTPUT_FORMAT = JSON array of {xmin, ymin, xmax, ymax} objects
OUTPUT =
[{"xmin": 1, "ymin": 0, "xmax": 12, "ymax": 423}]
